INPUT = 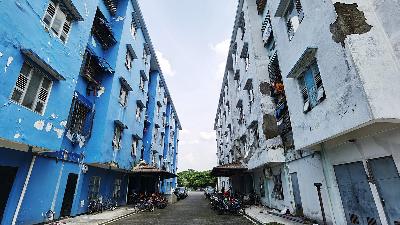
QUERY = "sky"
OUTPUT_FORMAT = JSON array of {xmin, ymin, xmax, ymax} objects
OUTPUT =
[{"xmin": 137, "ymin": 0, "xmax": 237, "ymax": 171}]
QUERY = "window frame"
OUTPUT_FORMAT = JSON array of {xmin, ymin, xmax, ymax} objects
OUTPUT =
[
  {"xmin": 130, "ymin": 21, "xmax": 137, "ymax": 40},
  {"xmin": 10, "ymin": 61, "xmax": 53, "ymax": 115},
  {"xmin": 135, "ymin": 105, "xmax": 143, "ymax": 121},
  {"xmin": 88, "ymin": 176, "xmax": 101, "ymax": 200},
  {"xmin": 42, "ymin": 0, "xmax": 72, "ymax": 43},
  {"xmin": 125, "ymin": 50, "xmax": 133, "ymax": 71},
  {"xmin": 298, "ymin": 60, "xmax": 325, "ymax": 113},
  {"xmin": 131, "ymin": 137, "xmax": 139, "ymax": 156},
  {"xmin": 112, "ymin": 179, "xmax": 122, "ymax": 199},
  {"xmin": 113, "ymin": 125, "xmax": 123, "ymax": 149},
  {"xmin": 284, "ymin": 0, "xmax": 304, "ymax": 41},
  {"xmin": 119, "ymin": 85, "xmax": 129, "ymax": 107}
]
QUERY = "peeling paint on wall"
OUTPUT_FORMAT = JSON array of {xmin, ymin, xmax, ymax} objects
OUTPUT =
[
  {"xmin": 330, "ymin": 3, "xmax": 372, "ymax": 46},
  {"xmin": 53, "ymin": 127, "xmax": 64, "ymax": 139},
  {"xmin": 59, "ymin": 121, "xmax": 67, "ymax": 127},
  {"xmin": 34, "ymin": 120, "xmax": 45, "ymax": 130},
  {"xmin": 45, "ymin": 122, "xmax": 53, "ymax": 132},
  {"xmin": 97, "ymin": 86, "xmax": 105, "ymax": 97},
  {"xmin": 4, "ymin": 56, "xmax": 13, "ymax": 72},
  {"xmin": 14, "ymin": 133, "xmax": 21, "ymax": 139},
  {"xmin": 0, "ymin": 52, "xmax": 3, "ymax": 57}
]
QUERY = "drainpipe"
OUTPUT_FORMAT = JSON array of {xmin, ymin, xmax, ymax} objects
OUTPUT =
[
  {"xmin": 314, "ymin": 183, "xmax": 327, "ymax": 225},
  {"xmin": 12, "ymin": 155, "xmax": 37, "ymax": 225}
]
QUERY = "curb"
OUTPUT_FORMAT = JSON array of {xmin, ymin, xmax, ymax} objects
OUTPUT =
[
  {"xmin": 244, "ymin": 212, "xmax": 264, "ymax": 225},
  {"xmin": 98, "ymin": 211, "xmax": 137, "ymax": 225}
]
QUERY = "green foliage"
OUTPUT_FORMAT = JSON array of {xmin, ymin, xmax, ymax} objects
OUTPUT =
[{"xmin": 177, "ymin": 169, "xmax": 217, "ymax": 189}]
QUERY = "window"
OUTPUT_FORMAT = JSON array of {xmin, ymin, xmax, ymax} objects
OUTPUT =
[
  {"xmin": 135, "ymin": 105, "xmax": 143, "ymax": 121},
  {"xmin": 157, "ymin": 102, "xmax": 162, "ymax": 117},
  {"xmin": 157, "ymin": 82, "xmax": 162, "ymax": 95},
  {"xmin": 125, "ymin": 50, "xmax": 133, "ymax": 70},
  {"xmin": 160, "ymin": 132, "xmax": 165, "ymax": 145},
  {"xmin": 67, "ymin": 92, "xmax": 94, "ymax": 138},
  {"xmin": 88, "ymin": 176, "xmax": 101, "ymax": 200},
  {"xmin": 284, "ymin": 0, "xmax": 304, "ymax": 41},
  {"xmin": 113, "ymin": 125, "xmax": 123, "ymax": 149},
  {"xmin": 298, "ymin": 60, "xmax": 325, "ymax": 113},
  {"xmin": 130, "ymin": 21, "xmax": 137, "ymax": 39},
  {"xmin": 143, "ymin": 45, "xmax": 149, "ymax": 65},
  {"xmin": 113, "ymin": 179, "xmax": 122, "ymax": 199},
  {"xmin": 131, "ymin": 137, "xmax": 138, "ymax": 156},
  {"xmin": 119, "ymin": 85, "xmax": 128, "ymax": 107},
  {"xmin": 11, "ymin": 62, "xmax": 52, "ymax": 114},
  {"xmin": 139, "ymin": 75, "xmax": 145, "ymax": 91},
  {"xmin": 244, "ymin": 54, "xmax": 250, "ymax": 72},
  {"xmin": 43, "ymin": 1, "xmax": 72, "ymax": 43}
]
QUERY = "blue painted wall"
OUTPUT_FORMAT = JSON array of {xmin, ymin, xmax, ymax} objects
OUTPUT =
[{"xmin": 0, "ymin": 0, "xmax": 180, "ymax": 224}]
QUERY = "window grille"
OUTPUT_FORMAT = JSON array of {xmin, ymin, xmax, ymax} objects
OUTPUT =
[
  {"xmin": 113, "ymin": 125, "xmax": 123, "ymax": 149},
  {"xmin": 119, "ymin": 86, "xmax": 128, "ymax": 107},
  {"xmin": 66, "ymin": 92, "xmax": 94, "ymax": 139},
  {"xmin": 88, "ymin": 176, "xmax": 101, "ymax": 200},
  {"xmin": 92, "ymin": 9, "xmax": 116, "ymax": 49},
  {"xmin": 113, "ymin": 179, "xmax": 122, "ymax": 199},
  {"xmin": 43, "ymin": 0, "xmax": 73, "ymax": 43},
  {"xmin": 11, "ymin": 62, "xmax": 52, "ymax": 115},
  {"xmin": 298, "ymin": 60, "xmax": 325, "ymax": 113}
]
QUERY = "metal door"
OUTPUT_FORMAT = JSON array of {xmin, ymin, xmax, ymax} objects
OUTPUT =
[
  {"xmin": 334, "ymin": 162, "xmax": 381, "ymax": 225},
  {"xmin": 290, "ymin": 173, "xmax": 303, "ymax": 216},
  {"xmin": 368, "ymin": 156, "xmax": 400, "ymax": 225}
]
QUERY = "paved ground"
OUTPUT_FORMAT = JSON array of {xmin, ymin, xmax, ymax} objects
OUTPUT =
[{"xmin": 110, "ymin": 191, "xmax": 254, "ymax": 225}]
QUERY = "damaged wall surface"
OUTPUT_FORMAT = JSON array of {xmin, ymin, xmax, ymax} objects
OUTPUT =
[{"xmin": 0, "ymin": 0, "xmax": 181, "ymax": 224}]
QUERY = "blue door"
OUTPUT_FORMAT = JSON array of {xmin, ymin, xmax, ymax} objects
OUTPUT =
[
  {"xmin": 334, "ymin": 162, "xmax": 381, "ymax": 225},
  {"xmin": 369, "ymin": 156, "xmax": 400, "ymax": 225}
]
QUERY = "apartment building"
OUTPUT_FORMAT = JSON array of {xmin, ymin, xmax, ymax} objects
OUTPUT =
[
  {"xmin": 214, "ymin": 0, "xmax": 400, "ymax": 224},
  {"xmin": 0, "ymin": 0, "xmax": 180, "ymax": 224}
]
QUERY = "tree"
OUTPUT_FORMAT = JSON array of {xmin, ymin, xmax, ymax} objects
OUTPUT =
[{"xmin": 177, "ymin": 170, "xmax": 217, "ymax": 189}]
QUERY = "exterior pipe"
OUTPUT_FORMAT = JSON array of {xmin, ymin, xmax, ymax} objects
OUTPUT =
[
  {"xmin": 314, "ymin": 183, "xmax": 327, "ymax": 225},
  {"xmin": 12, "ymin": 155, "xmax": 37, "ymax": 225}
]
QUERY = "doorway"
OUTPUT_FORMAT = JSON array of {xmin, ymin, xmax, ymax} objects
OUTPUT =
[
  {"xmin": 60, "ymin": 173, "xmax": 78, "ymax": 217},
  {"xmin": 290, "ymin": 173, "xmax": 303, "ymax": 216},
  {"xmin": 0, "ymin": 166, "xmax": 18, "ymax": 223}
]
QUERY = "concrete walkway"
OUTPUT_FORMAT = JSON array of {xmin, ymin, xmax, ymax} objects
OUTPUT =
[
  {"xmin": 51, "ymin": 207, "xmax": 138, "ymax": 225},
  {"xmin": 245, "ymin": 205, "xmax": 308, "ymax": 225}
]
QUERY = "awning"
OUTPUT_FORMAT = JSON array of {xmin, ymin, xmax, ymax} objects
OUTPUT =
[
  {"xmin": 88, "ymin": 162, "xmax": 129, "ymax": 173},
  {"xmin": 211, "ymin": 162, "xmax": 248, "ymax": 177},
  {"xmin": 21, "ymin": 49, "xmax": 66, "ymax": 80},
  {"xmin": 131, "ymin": 161, "xmax": 177, "ymax": 179}
]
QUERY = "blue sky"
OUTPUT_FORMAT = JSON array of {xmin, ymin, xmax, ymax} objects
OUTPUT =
[{"xmin": 137, "ymin": 0, "xmax": 237, "ymax": 171}]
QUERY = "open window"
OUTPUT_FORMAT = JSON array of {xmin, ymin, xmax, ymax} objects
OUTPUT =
[
  {"xmin": 81, "ymin": 49, "xmax": 114, "ymax": 96},
  {"xmin": 92, "ymin": 9, "xmax": 117, "ymax": 49},
  {"xmin": 298, "ymin": 61, "xmax": 325, "ymax": 113},
  {"xmin": 131, "ymin": 135, "xmax": 140, "ymax": 157},
  {"xmin": 241, "ymin": 43, "xmax": 249, "ymax": 72},
  {"xmin": 103, "ymin": 0, "xmax": 118, "ymax": 16},
  {"xmin": 112, "ymin": 179, "xmax": 122, "ymax": 199},
  {"xmin": 244, "ymin": 79, "xmax": 254, "ymax": 109},
  {"xmin": 113, "ymin": 120, "xmax": 127, "ymax": 149},
  {"xmin": 130, "ymin": 19, "xmax": 137, "ymax": 39},
  {"xmin": 119, "ymin": 77, "xmax": 132, "ymax": 107},
  {"xmin": 11, "ymin": 61, "xmax": 53, "ymax": 115},
  {"xmin": 275, "ymin": 0, "xmax": 304, "ymax": 41},
  {"xmin": 136, "ymin": 100, "xmax": 145, "ymax": 121},
  {"xmin": 143, "ymin": 43, "xmax": 151, "ymax": 66},
  {"xmin": 139, "ymin": 70, "xmax": 148, "ymax": 91},
  {"xmin": 43, "ymin": 0, "xmax": 83, "ymax": 43}
]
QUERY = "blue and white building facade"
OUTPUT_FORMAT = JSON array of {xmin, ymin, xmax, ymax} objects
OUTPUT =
[{"xmin": 0, "ymin": 0, "xmax": 181, "ymax": 224}]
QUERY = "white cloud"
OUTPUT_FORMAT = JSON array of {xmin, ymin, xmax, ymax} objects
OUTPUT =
[
  {"xmin": 211, "ymin": 39, "xmax": 230, "ymax": 80},
  {"xmin": 199, "ymin": 131, "xmax": 216, "ymax": 141},
  {"xmin": 156, "ymin": 51, "xmax": 176, "ymax": 77},
  {"xmin": 211, "ymin": 39, "xmax": 230, "ymax": 58}
]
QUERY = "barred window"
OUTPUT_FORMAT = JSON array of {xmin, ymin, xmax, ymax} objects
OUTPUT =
[
  {"xmin": 113, "ymin": 125, "xmax": 123, "ymax": 149},
  {"xmin": 43, "ymin": 0, "xmax": 72, "ymax": 43},
  {"xmin": 284, "ymin": 0, "xmax": 304, "ymax": 41},
  {"xmin": 88, "ymin": 176, "xmax": 101, "ymax": 200},
  {"xmin": 67, "ymin": 93, "xmax": 94, "ymax": 138},
  {"xmin": 119, "ymin": 85, "xmax": 128, "ymax": 107},
  {"xmin": 11, "ymin": 62, "xmax": 52, "ymax": 115},
  {"xmin": 113, "ymin": 179, "xmax": 122, "ymax": 199}
]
